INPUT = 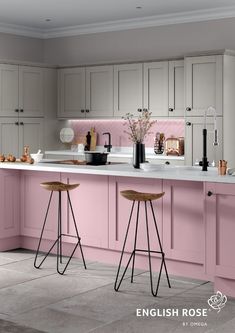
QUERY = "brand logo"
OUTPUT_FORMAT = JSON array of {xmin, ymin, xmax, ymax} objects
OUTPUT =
[
  {"xmin": 207, "ymin": 291, "xmax": 227, "ymax": 313},
  {"xmin": 136, "ymin": 308, "xmax": 208, "ymax": 317}
]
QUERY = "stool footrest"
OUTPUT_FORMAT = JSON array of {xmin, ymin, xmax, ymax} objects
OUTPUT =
[
  {"xmin": 134, "ymin": 249, "xmax": 165, "ymax": 256},
  {"xmin": 60, "ymin": 233, "xmax": 81, "ymax": 241}
]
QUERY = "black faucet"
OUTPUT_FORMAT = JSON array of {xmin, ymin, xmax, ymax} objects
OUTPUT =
[
  {"xmin": 201, "ymin": 128, "xmax": 208, "ymax": 171},
  {"xmin": 103, "ymin": 132, "xmax": 112, "ymax": 152}
]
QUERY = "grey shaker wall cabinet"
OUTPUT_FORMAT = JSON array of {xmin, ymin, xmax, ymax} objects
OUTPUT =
[
  {"xmin": 168, "ymin": 60, "xmax": 185, "ymax": 117},
  {"xmin": 58, "ymin": 60, "xmax": 184, "ymax": 119},
  {"xmin": 58, "ymin": 65, "xmax": 114, "ymax": 119},
  {"xmin": 0, "ymin": 65, "xmax": 44, "ymax": 118}
]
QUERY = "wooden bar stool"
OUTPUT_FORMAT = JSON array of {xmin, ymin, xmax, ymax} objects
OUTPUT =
[
  {"xmin": 114, "ymin": 190, "xmax": 171, "ymax": 297},
  {"xmin": 34, "ymin": 181, "xmax": 86, "ymax": 275}
]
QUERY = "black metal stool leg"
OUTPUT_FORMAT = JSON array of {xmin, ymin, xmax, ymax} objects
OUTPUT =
[
  {"xmin": 59, "ymin": 191, "xmax": 63, "ymax": 264},
  {"xmin": 150, "ymin": 200, "xmax": 171, "ymax": 289},
  {"xmin": 34, "ymin": 191, "xmax": 56, "ymax": 269},
  {"xmin": 131, "ymin": 201, "xmax": 140, "ymax": 283},
  {"xmin": 114, "ymin": 200, "xmax": 135, "ymax": 291},
  {"xmin": 67, "ymin": 191, "xmax": 87, "ymax": 270},
  {"xmin": 57, "ymin": 191, "xmax": 63, "ymax": 274},
  {"xmin": 145, "ymin": 201, "xmax": 157, "ymax": 296}
]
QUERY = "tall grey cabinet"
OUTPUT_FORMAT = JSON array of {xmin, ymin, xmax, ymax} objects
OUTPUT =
[
  {"xmin": 184, "ymin": 55, "xmax": 223, "ymax": 166},
  {"xmin": 184, "ymin": 52, "xmax": 235, "ymax": 168},
  {"xmin": 0, "ymin": 64, "xmax": 56, "ymax": 157}
]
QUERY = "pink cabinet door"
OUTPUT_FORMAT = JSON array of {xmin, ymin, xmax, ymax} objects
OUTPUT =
[
  {"xmin": 61, "ymin": 173, "xmax": 109, "ymax": 249},
  {"xmin": 0, "ymin": 170, "xmax": 20, "ymax": 238},
  {"xmin": 20, "ymin": 171, "xmax": 59, "ymax": 240},
  {"xmin": 206, "ymin": 182, "xmax": 235, "ymax": 280},
  {"xmin": 163, "ymin": 180, "xmax": 204, "ymax": 264},
  {"xmin": 109, "ymin": 176, "xmax": 163, "ymax": 254}
]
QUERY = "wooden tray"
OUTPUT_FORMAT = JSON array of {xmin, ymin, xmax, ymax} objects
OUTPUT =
[{"xmin": 56, "ymin": 160, "xmax": 87, "ymax": 165}]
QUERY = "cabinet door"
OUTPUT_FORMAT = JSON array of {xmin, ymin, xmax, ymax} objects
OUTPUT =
[
  {"xmin": 19, "ymin": 118, "xmax": 44, "ymax": 155},
  {"xmin": 20, "ymin": 171, "xmax": 59, "ymax": 240},
  {"xmin": 163, "ymin": 180, "xmax": 204, "ymax": 264},
  {"xmin": 114, "ymin": 63, "xmax": 143, "ymax": 117},
  {"xmin": 86, "ymin": 66, "xmax": 113, "ymax": 118},
  {"xmin": 205, "ymin": 183, "xmax": 235, "ymax": 296},
  {"xmin": 185, "ymin": 116, "xmax": 223, "ymax": 166},
  {"xmin": 168, "ymin": 60, "xmax": 184, "ymax": 117},
  {"xmin": 0, "ymin": 65, "xmax": 19, "ymax": 117},
  {"xmin": 58, "ymin": 68, "xmax": 85, "ymax": 118},
  {"xmin": 185, "ymin": 55, "xmax": 223, "ymax": 116},
  {"xmin": 19, "ymin": 66, "xmax": 44, "ymax": 117},
  {"xmin": 0, "ymin": 170, "xmax": 20, "ymax": 239},
  {"xmin": 0, "ymin": 118, "xmax": 19, "ymax": 156},
  {"xmin": 61, "ymin": 173, "xmax": 109, "ymax": 249},
  {"xmin": 109, "ymin": 176, "xmax": 163, "ymax": 255},
  {"xmin": 143, "ymin": 61, "xmax": 168, "ymax": 117}
]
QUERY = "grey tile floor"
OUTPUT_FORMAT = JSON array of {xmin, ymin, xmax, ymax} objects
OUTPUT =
[{"xmin": 0, "ymin": 249, "xmax": 234, "ymax": 333}]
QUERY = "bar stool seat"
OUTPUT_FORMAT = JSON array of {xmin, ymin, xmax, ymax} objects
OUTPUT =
[
  {"xmin": 34, "ymin": 181, "xmax": 86, "ymax": 275},
  {"xmin": 114, "ymin": 189, "xmax": 171, "ymax": 297},
  {"xmin": 40, "ymin": 181, "xmax": 79, "ymax": 192},
  {"xmin": 120, "ymin": 190, "xmax": 164, "ymax": 202}
]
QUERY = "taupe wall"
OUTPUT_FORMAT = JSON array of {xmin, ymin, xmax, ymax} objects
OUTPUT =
[
  {"xmin": 44, "ymin": 17, "xmax": 235, "ymax": 65},
  {"xmin": 1, "ymin": 17, "xmax": 235, "ymax": 66},
  {"xmin": 0, "ymin": 32, "xmax": 44, "ymax": 62}
]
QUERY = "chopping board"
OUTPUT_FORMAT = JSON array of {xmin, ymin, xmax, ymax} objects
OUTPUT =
[{"xmin": 53, "ymin": 160, "xmax": 87, "ymax": 165}]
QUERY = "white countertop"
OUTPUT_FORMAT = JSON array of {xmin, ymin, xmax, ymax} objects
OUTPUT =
[{"xmin": 0, "ymin": 161, "xmax": 235, "ymax": 183}]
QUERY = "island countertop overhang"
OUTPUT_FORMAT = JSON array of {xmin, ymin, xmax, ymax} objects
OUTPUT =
[{"xmin": 0, "ymin": 162, "xmax": 235, "ymax": 184}]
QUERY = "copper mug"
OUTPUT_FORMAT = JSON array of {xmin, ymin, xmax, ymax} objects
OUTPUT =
[{"xmin": 218, "ymin": 160, "xmax": 227, "ymax": 175}]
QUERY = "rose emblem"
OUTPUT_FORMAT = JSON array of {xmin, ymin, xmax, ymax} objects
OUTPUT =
[{"xmin": 208, "ymin": 291, "xmax": 227, "ymax": 313}]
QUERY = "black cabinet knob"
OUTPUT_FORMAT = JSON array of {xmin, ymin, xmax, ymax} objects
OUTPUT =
[
  {"xmin": 85, "ymin": 109, "xmax": 89, "ymax": 113},
  {"xmin": 15, "ymin": 109, "xmax": 19, "ymax": 113},
  {"xmin": 81, "ymin": 109, "xmax": 85, "ymax": 113},
  {"xmin": 137, "ymin": 108, "xmax": 142, "ymax": 112},
  {"xmin": 186, "ymin": 122, "xmax": 192, "ymax": 126},
  {"xmin": 207, "ymin": 191, "xmax": 213, "ymax": 197},
  {"xmin": 168, "ymin": 108, "xmax": 174, "ymax": 112},
  {"xmin": 20, "ymin": 122, "xmax": 24, "ymax": 125},
  {"xmin": 143, "ymin": 108, "xmax": 148, "ymax": 112},
  {"xmin": 186, "ymin": 107, "xmax": 191, "ymax": 111},
  {"xmin": 15, "ymin": 122, "xmax": 19, "ymax": 125},
  {"xmin": 20, "ymin": 109, "xmax": 24, "ymax": 112}
]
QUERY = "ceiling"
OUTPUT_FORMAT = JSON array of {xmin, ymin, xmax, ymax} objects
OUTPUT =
[{"xmin": 0, "ymin": 0, "xmax": 235, "ymax": 38}]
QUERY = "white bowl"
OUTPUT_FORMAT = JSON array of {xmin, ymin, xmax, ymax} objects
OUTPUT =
[
  {"xmin": 30, "ymin": 153, "xmax": 43, "ymax": 163},
  {"xmin": 140, "ymin": 163, "xmax": 165, "ymax": 172}
]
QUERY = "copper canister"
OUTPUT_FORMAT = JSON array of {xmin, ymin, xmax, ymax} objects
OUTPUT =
[
  {"xmin": 165, "ymin": 137, "xmax": 184, "ymax": 156},
  {"xmin": 218, "ymin": 160, "xmax": 227, "ymax": 175}
]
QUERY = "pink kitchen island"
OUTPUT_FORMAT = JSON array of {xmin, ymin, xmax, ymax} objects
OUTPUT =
[{"xmin": 0, "ymin": 162, "xmax": 235, "ymax": 298}]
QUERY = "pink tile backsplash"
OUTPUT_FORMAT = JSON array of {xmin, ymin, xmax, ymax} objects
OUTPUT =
[{"xmin": 69, "ymin": 119, "xmax": 185, "ymax": 148}]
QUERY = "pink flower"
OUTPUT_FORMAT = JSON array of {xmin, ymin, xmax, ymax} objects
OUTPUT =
[{"xmin": 123, "ymin": 110, "xmax": 156, "ymax": 143}]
